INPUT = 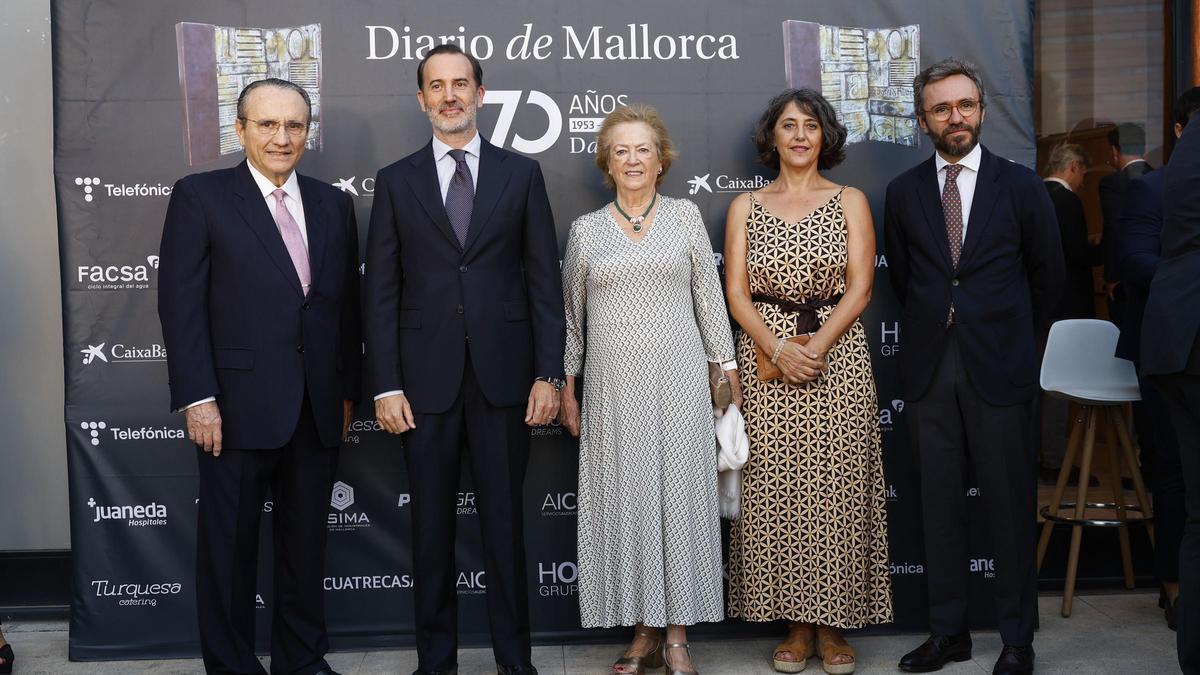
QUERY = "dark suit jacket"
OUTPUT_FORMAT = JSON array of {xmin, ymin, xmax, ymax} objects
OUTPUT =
[
  {"xmin": 1045, "ymin": 180, "xmax": 1101, "ymax": 319},
  {"xmin": 362, "ymin": 137, "xmax": 565, "ymax": 414},
  {"xmin": 1114, "ymin": 168, "xmax": 1165, "ymax": 363},
  {"xmin": 158, "ymin": 160, "xmax": 362, "ymax": 449},
  {"xmin": 1100, "ymin": 159, "xmax": 1154, "ymax": 281},
  {"xmin": 884, "ymin": 145, "xmax": 1064, "ymax": 405},
  {"xmin": 1141, "ymin": 123, "xmax": 1200, "ymax": 376}
]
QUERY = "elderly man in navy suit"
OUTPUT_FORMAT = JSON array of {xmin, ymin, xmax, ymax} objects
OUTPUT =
[
  {"xmin": 159, "ymin": 78, "xmax": 361, "ymax": 675},
  {"xmin": 884, "ymin": 58, "xmax": 1063, "ymax": 675},
  {"xmin": 363, "ymin": 44, "xmax": 564, "ymax": 675}
]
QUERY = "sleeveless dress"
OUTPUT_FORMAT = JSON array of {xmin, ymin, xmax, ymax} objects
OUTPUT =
[{"xmin": 726, "ymin": 188, "xmax": 894, "ymax": 628}]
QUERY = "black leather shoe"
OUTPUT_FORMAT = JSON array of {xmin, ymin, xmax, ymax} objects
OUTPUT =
[
  {"xmin": 412, "ymin": 667, "xmax": 458, "ymax": 675},
  {"xmin": 899, "ymin": 633, "xmax": 973, "ymax": 672},
  {"xmin": 497, "ymin": 665, "xmax": 537, "ymax": 675},
  {"xmin": 992, "ymin": 644, "xmax": 1034, "ymax": 675}
]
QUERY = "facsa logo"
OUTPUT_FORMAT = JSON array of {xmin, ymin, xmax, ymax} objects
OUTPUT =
[
  {"xmin": 80, "ymin": 342, "xmax": 168, "ymax": 365},
  {"xmin": 541, "ymin": 492, "xmax": 577, "ymax": 517},
  {"xmin": 76, "ymin": 255, "xmax": 159, "ymax": 291},
  {"xmin": 879, "ymin": 322, "xmax": 900, "ymax": 356},
  {"xmin": 332, "ymin": 176, "xmax": 375, "ymax": 198},
  {"xmin": 537, "ymin": 561, "xmax": 579, "ymax": 597},
  {"xmin": 328, "ymin": 481, "xmax": 371, "ymax": 531},
  {"xmin": 456, "ymin": 570, "xmax": 487, "ymax": 594},
  {"xmin": 879, "ymin": 399, "xmax": 904, "ymax": 431},
  {"xmin": 688, "ymin": 174, "xmax": 712, "ymax": 195},
  {"xmin": 81, "ymin": 420, "xmax": 108, "ymax": 446},
  {"xmin": 87, "ymin": 497, "xmax": 167, "ymax": 527}
]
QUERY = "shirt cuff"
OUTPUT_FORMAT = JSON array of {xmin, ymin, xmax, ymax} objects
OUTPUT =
[
  {"xmin": 374, "ymin": 390, "xmax": 404, "ymax": 401},
  {"xmin": 178, "ymin": 396, "xmax": 215, "ymax": 413},
  {"xmin": 720, "ymin": 360, "xmax": 737, "ymax": 371}
]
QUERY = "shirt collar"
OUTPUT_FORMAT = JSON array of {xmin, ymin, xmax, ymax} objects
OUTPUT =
[
  {"xmin": 431, "ymin": 132, "xmax": 481, "ymax": 162},
  {"xmin": 1121, "ymin": 158, "xmax": 1147, "ymax": 170},
  {"xmin": 935, "ymin": 142, "xmax": 983, "ymax": 175},
  {"xmin": 1044, "ymin": 176, "xmax": 1073, "ymax": 192},
  {"xmin": 246, "ymin": 160, "xmax": 301, "ymax": 201}
]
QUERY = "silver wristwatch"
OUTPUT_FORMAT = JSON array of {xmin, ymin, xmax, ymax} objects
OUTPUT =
[{"xmin": 536, "ymin": 376, "xmax": 566, "ymax": 391}]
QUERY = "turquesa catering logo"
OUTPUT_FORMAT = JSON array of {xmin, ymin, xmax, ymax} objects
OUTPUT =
[{"xmin": 90, "ymin": 579, "xmax": 183, "ymax": 607}]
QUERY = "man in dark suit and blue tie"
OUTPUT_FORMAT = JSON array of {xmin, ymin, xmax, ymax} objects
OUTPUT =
[
  {"xmin": 884, "ymin": 58, "xmax": 1063, "ymax": 675},
  {"xmin": 362, "ymin": 44, "xmax": 565, "ymax": 675},
  {"xmin": 159, "ymin": 78, "xmax": 361, "ymax": 675},
  {"xmin": 1141, "ymin": 93, "xmax": 1200, "ymax": 675}
]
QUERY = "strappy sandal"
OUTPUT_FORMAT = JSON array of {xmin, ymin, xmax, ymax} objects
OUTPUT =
[
  {"xmin": 613, "ymin": 628, "xmax": 662, "ymax": 674},
  {"xmin": 0, "ymin": 642, "xmax": 13, "ymax": 675},
  {"xmin": 772, "ymin": 622, "xmax": 815, "ymax": 673},
  {"xmin": 664, "ymin": 641, "xmax": 699, "ymax": 675},
  {"xmin": 815, "ymin": 626, "xmax": 855, "ymax": 675}
]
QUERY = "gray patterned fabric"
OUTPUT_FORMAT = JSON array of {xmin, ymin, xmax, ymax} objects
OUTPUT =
[
  {"xmin": 446, "ymin": 148, "xmax": 474, "ymax": 245},
  {"xmin": 562, "ymin": 195, "xmax": 736, "ymax": 628}
]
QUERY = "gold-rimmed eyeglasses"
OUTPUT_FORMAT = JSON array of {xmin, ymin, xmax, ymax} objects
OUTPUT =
[
  {"xmin": 921, "ymin": 99, "xmax": 982, "ymax": 122},
  {"xmin": 238, "ymin": 117, "xmax": 310, "ymax": 136}
]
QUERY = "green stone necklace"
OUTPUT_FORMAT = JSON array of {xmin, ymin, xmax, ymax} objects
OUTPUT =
[{"xmin": 614, "ymin": 192, "xmax": 657, "ymax": 232}]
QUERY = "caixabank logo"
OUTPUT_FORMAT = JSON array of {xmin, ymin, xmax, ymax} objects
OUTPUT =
[
  {"xmin": 87, "ymin": 497, "xmax": 168, "ymax": 528},
  {"xmin": 684, "ymin": 172, "xmax": 771, "ymax": 195},
  {"xmin": 90, "ymin": 578, "xmax": 183, "ymax": 607},
  {"xmin": 536, "ymin": 560, "xmax": 578, "ymax": 598},
  {"xmin": 328, "ymin": 480, "xmax": 371, "ymax": 532},
  {"xmin": 79, "ymin": 341, "xmax": 168, "ymax": 366}
]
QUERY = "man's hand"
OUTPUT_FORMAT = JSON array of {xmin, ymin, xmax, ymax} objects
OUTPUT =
[
  {"xmin": 186, "ymin": 400, "xmax": 223, "ymax": 456},
  {"xmin": 727, "ymin": 368, "xmax": 744, "ymax": 409},
  {"xmin": 525, "ymin": 380, "xmax": 560, "ymax": 426},
  {"xmin": 342, "ymin": 399, "xmax": 354, "ymax": 441},
  {"xmin": 376, "ymin": 393, "xmax": 416, "ymax": 434}
]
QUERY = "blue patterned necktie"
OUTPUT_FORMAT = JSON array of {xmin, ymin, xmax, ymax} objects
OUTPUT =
[{"xmin": 446, "ymin": 149, "xmax": 474, "ymax": 246}]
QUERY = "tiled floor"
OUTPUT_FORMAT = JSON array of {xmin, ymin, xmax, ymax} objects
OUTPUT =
[{"xmin": 2, "ymin": 591, "xmax": 1180, "ymax": 674}]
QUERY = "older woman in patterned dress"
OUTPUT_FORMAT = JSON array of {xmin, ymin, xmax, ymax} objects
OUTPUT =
[{"xmin": 559, "ymin": 104, "xmax": 740, "ymax": 675}]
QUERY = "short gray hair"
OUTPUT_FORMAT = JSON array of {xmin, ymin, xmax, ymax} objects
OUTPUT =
[
  {"xmin": 236, "ymin": 78, "xmax": 313, "ymax": 123},
  {"xmin": 1044, "ymin": 143, "xmax": 1091, "ymax": 175},
  {"xmin": 913, "ymin": 58, "xmax": 987, "ymax": 117}
]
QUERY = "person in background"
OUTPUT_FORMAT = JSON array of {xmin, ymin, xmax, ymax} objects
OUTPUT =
[
  {"xmin": 1043, "ymin": 143, "xmax": 1101, "ymax": 321},
  {"xmin": 1100, "ymin": 122, "xmax": 1153, "ymax": 326},
  {"xmin": 560, "ymin": 104, "xmax": 739, "ymax": 675}
]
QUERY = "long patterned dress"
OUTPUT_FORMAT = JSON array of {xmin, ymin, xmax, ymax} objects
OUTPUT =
[
  {"xmin": 726, "ymin": 189, "xmax": 894, "ymax": 628},
  {"xmin": 563, "ymin": 196, "xmax": 736, "ymax": 628}
]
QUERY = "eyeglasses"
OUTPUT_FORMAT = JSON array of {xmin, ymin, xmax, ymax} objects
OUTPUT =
[
  {"xmin": 922, "ymin": 99, "xmax": 982, "ymax": 122},
  {"xmin": 238, "ymin": 117, "xmax": 309, "ymax": 136}
]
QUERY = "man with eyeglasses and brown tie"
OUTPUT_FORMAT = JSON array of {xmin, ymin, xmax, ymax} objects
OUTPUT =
[
  {"xmin": 883, "ymin": 58, "xmax": 1063, "ymax": 675},
  {"xmin": 158, "ymin": 77, "xmax": 361, "ymax": 675}
]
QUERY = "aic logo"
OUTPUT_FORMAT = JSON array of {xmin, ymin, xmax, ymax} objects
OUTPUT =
[
  {"xmin": 537, "ymin": 561, "xmax": 578, "ymax": 597},
  {"xmin": 88, "ymin": 497, "xmax": 167, "ymax": 527},
  {"xmin": 79, "ymin": 342, "xmax": 168, "ymax": 365},
  {"xmin": 457, "ymin": 570, "xmax": 486, "ymax": 595},
  {"xmin": 90, "ymin": 579, "xmax": 183, "ymax": 607},
  {"xmin": 879, "ymin": 321, "xmax": 900, "ymax": 356},
  {"xmin": 541, "ymin": 492, "xmax": 577, "ymax": 517},
  {"xmin": 879, "ymin": 399, "xmax": 904, "ymax": 432},
  {"xmin": 328, "ymin": 480, "xmax": 371, "ymax": 531},
  {"xmin": 76, "ymin": 254, "xmax": 159, "ymax": 291},
  {"xmin": 324, "ymin": 573, "xmax": 414, "ymax": 591}
]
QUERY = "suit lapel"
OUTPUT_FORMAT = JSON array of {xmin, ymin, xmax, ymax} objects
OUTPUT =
[
  {"xmin": 298, "ymin": 174, "xmax": 327, "ymax": 293},
  {"xmin": 232, "ymin": 161, "xmax": 304, "ymax": 296},
  {"xmin": 957, "ymin": 147, "xmax": 999, "ymax": 269},
  {"xmin": 405, "ymin": 142, "xmax": 462, "ymax": 250},
  {"xmin": 914, "ymin": 157, "xmax": 955, "ymax": 270},
  {"xmin": 462, "ymin": 138, "xmax": 512, "ymax": 255}
]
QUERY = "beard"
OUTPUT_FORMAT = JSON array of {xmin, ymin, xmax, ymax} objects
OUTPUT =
[
  {"xmin": 930, "ymin": 118, "xmax": 982, "ymax": 158},
  {"xmin": 427, "ymin": 100, "xmax": 477, "ymax": 135}
]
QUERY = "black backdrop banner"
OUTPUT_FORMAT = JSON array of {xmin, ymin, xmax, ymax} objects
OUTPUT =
[{"xmin": 54, "ymin": 0, "xmax": 1038, "ymax": 660}]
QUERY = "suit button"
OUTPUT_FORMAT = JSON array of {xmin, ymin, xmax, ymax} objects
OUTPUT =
[
  {"xmin": 302, "ymin": 302, "xmax": 310, "ymax": 310},
  {"xmin": 296, "ymin": 345, "xmax": 305, "ymax": 353},
  {"xmin": 951, "ymin": 278, "xmax": 960, "ymax": 286},
  {"xmin": 459, "ymin": 266, "xmax": 467, "ymax": 273},
  {"xmin": 456, "ymin": 305, "xmax": 464, "ymax": 314}
]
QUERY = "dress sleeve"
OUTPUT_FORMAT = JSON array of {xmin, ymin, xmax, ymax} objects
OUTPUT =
[
  {"xmin": 562, "ymin": 217, "xmax": 588, "ymax": 376},
  {"xmin": 684, "ymin": 200, "xmax": 737, "ymax": 363}
]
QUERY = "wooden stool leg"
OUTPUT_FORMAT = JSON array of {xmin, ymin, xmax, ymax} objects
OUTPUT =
[
  {"xmin": 1038, "ymin": 404, "xmax": 1087, "ymax": 569},
  {"xmin": 1103, "ymin": 411, "xmax": 1135, "ymax": 588},
  {"xmin": 1110, "ymin": 406, "xmax": 1155, "ymax": 546},
  {"xmin": 1064, "ymin": 407, "xmax": 1099, "ymax": 617}
]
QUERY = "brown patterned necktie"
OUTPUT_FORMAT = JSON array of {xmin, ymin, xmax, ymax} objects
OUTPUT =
[{"xmin": 942, "ymin": 163, "xmax": 964, "ymax": 325}]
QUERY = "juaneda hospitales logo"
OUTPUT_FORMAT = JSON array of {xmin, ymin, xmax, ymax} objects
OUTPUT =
[{"xmin": 87, "ymin": 497, "xmax": 167, "ymax": 527}]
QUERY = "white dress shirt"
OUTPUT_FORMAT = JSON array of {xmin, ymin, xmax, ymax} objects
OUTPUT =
[
  {"xmin": 1044, "ymin": 176, "xmax": 1073, "ymax": 192},
  {"xmin": 934, "ymin": 142, "xmax": 983, "ymax": 242},
  {"xmin": 183, "ymin": 164, "xmax": 308, "ymax": 412},
  {"xmin": 375, "ymin": 134, "xmax": 482, "ymax": 402}
]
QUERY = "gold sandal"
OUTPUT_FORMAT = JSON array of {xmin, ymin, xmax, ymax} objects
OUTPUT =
[
  {"xmin": 815, "ymin": 626, "xmax": 855, "ymax": 675},
  {"xmin": 613, "ymin": 628, "xmax": 662, "ymax": 674},
  {"xmin": 664, "ymin": 641, "xmax": 699, "ymax": 675},
  {"xmin": 772, "ymin": 622, "xmax": 815, "ymax": 673}
]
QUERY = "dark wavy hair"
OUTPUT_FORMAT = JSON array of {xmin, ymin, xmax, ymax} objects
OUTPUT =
[{"xmin": 752, "ymin": 88, "xmax": 847, "ymax": 170}]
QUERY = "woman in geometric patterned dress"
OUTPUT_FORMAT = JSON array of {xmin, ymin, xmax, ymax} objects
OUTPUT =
[
  {"xmin": 724, "ymin": 89, "xmax": 893, "ymax": 675},
  {"xmin": 560, "ymin": 104, "xmax": 740, "ymax": 675}
]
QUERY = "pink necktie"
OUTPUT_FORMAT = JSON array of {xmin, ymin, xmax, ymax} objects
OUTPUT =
[{"xmin": 271, "ymin": 188, "xmax": 311, "ymax": 294}]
